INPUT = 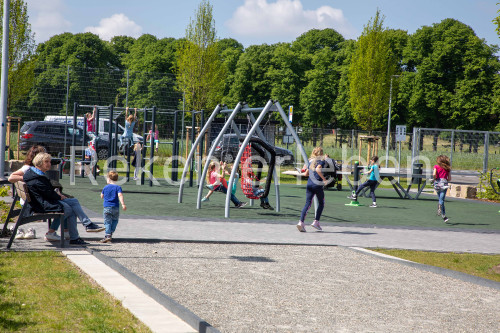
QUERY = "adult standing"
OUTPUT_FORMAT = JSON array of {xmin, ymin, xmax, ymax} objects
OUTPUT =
[
  {"xmin": 297, "ymin": 147, "xmax": 327, "ymax": 232},
  {"xmin": 433, "ymin": 155, "xmax": 452, "ymax": 223}
]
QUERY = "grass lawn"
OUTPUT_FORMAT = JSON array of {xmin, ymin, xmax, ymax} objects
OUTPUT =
[
  {"xmin": 373, "ymin": 249, "xmax": 500, "ymax": 283},
  {"xmin": 0, "ymin": 251, "xmax": 151, "ymax": 333}
]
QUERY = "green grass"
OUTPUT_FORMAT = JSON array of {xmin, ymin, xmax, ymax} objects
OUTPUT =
[
  {"xmin": 0, "ymin": 251, "xmax": 152, "ymax": 333},
  {"xmin": 372, "ymin": 249, "xmax": 500, "ymax": 283}
]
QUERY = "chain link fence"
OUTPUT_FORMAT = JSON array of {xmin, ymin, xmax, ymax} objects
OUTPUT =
[{"xmin": 5, "ymin": 65, "xmax": 500, "ymax": 173}]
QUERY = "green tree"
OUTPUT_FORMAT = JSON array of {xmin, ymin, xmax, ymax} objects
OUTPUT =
[
  {"xmin": 109, "ymin": 35, "xmax": 136, "ymax": 69},
  {"xmin": 494, "ymin": 2, "xmax": 500, "ymax": 37},
  {"xmin": 176, "ymin": 0, "xmax": 225, "ymax": 111},
  {"xmin": 29, "ymin": 32, "xmax": 119, "ymax": 115},
  {"xmin": 332, "ymin": 39, "xmax": 356, "ymax": 129},
  {"xmin": 401, "ymin": 19, "xmax": 499, "ymax": 130},
  {"xmin": 0, "ymin": 0, "xmax": 36, "ymax": 114},
  {"xmin": 292, "ymin": 29, "xmax": 345, "ymax": 127},
  {"xmin": 119, "ymin": 34, "xmax": 182, "ymax": 109},
  {"xmin": 225, "ymin": 44, "xmax": 276, "ymax": 107},
  {"xmin": 216, "ymin": 38, "xmax": 244, "ymax": 98},
  {"xmin": 349, "ymin": 10, "xmax": 396, "ymax": 132}
]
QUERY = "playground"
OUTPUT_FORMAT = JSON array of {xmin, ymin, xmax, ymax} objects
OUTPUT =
[{"xmin": 57, "ymin": 174, "xmax": 500, "ymax": 232}]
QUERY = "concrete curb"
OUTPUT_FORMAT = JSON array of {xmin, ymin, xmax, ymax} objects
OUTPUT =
[
  {"xmin": 88, "ymin": 248, "xmax": 221, "ymax": 333},
  {"xmin": 347, "ymin": 246, "xmax": 500, "ymax": 291}
]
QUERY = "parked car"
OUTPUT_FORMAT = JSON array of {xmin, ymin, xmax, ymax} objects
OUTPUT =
[
  {"xmin": 44, "ymin": 115, "xmax": 143, "ymax": 145},
  {"xmin": 213, "ymin": 134, "xmax": 295, "ymax": 165},
  {"xmin": 19, "ymin": 121, "xmax": 110, "ymax": 159}
]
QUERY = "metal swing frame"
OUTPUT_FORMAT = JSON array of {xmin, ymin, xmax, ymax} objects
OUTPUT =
[{"xmin": 178, "ymin": 100, "xmax": 308, "ymax": 218}]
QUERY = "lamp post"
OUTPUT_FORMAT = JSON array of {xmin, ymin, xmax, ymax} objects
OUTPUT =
[
  {"xmin": 0, "ymin": 0, "xmax": 10, "ymax": 177},
  {"xmin": 385, "ymin": 75, "xmax": 400, "ymax": 168}
]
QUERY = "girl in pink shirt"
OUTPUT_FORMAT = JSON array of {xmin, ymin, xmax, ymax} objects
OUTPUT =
[
  {"xmin": 433, "ymin": 155, "xmax": 451, "ymax": 223},
  {"xmin": 202, "ymin": 161, "xmax": 246, "ymax": 207}
]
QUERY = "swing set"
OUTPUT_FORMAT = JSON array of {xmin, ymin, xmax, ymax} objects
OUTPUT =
[{"xmin": 178, "ymin": 100, "xmax": 309, "ymax": 218}]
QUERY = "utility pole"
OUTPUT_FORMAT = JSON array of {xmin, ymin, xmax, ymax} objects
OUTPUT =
[
  {"xmin": 385, "ymin": 75, "xmax": 400, "ymax": 168},
  {"xmin": 0, "ymin": 0, "xmax": 10, "ymax": 177}
]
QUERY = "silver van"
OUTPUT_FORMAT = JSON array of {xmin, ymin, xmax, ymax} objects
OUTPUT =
[{"xmin": 44, "ymin": 115, "xmax": 143, "ymax": 144}]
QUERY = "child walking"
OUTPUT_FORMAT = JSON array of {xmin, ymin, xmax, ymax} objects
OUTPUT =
[
  {"xmin": 100, "ymin": 171, "xmax": 127, "ymax": 243},
  {"xmin": 348, "ymin": 156, "xmax": 380, "ymax": 207}
]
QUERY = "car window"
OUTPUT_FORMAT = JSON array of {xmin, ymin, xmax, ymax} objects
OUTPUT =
[
  {"xmin": 103, "ymin": 120, "xmax": 124, "ymax": 134},
  {"xmin": 20, "ymin": 123, "xmax": 31, "ymax": 132},
  {"xmin": 34, "ymin": 125, "xmax": 48, "ymax": 133},
  {"xmin": 68, "ymin": 127, "xmax": 81, "ymax": 137}
]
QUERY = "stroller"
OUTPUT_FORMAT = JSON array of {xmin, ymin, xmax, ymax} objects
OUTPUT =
[{"xmin": 323, "ymin": 158, "xmax": 342, "ymax": 191}]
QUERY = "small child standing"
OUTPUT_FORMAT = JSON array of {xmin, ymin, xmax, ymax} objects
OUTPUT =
[{"xmin": 100, "ymin": 171, "xmax": 127, "ymax": 243}]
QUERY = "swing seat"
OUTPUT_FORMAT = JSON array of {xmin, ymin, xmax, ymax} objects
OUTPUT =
[{"xmin": 240, "ymin": 145, "xmax": 264, "ymax": 200}]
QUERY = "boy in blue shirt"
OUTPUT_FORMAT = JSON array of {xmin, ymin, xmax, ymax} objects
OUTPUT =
[
  {"xmin": 100, "ymin": 171, "xmax": 127, "ymax": 243},
  {"xmin": 348, "ymin": 156, "xmax": 380, "ymax": 207}
]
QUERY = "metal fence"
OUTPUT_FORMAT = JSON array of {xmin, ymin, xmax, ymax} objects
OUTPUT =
[
  {"xmin": 6, "ymin": 65, "xmax": 500, "ymax": 172},
  {"xmin": 274, "ymin": 127, "xmax": 500, "ymax": 172}
]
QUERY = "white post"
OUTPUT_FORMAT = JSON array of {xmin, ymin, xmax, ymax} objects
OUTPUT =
[{"xmin": 0, "ymin": 0, "xmax": 10, "ymax": 177}]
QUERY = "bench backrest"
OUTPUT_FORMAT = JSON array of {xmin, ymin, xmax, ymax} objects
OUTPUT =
[{"xmin": 14, "ymin": 181, "xmax": 31, "ymax": 203}]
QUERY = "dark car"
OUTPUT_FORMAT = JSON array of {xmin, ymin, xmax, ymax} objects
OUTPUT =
[
  {"xmin": 19, "ymin": 121, "xmax": 110, "ymax": 159},
  {"xmin": 213, "ymin": 134, "xmax": 295, "ymax": 165}
]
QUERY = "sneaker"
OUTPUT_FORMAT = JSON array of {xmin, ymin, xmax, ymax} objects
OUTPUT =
[
  {"xmin": 311, "ymin": 220, "xmax": 322, "ymax": 231},
  {"xmin": 23, "ymin": 228, "xmax": 36, "ymax": 239},
  {"xmin": 236, "ymin": 202, "xmax": 248, "ymax": 208},
  {"xmin": 133, "ymin": 177, "xmax": 139, "ymax": 181},
  {"xmin": 206, "ymin": 184, "xmax": 214, "ymax": 190},
  {"xmin": 100, "ymin": 236, "xmax": 112, "ymax": 243},
  {"xmin": 69, "ymin": 238, "xmax": 88, "ymax": 245},
  {"xmin": 296, "ymin": 221, "xmax": 306, "ymax": 232},
  {"xmin": 201, "ymin": 197, "xmax": 209, "ymax": 202},
  {"xmin": 369, "ymin": 203, "xmax": 377, "ymax": 208},
  {"xmin": 14, "ymin": 228, "xmax": 25, "ymax": 239},
  {"xmin": 45, "ymin": 231, "xmax": 60, "ymax": 242},
  {"xmin": 261, "ymin": 203, "xmax": 273, "ymax": 210},
  {"xmin": 86, "ymin": 223, "xmax": 105, "ymax": 232},
  {"xmin": 443, "ymin": 216, "xmax": 449, "ymax": 223}
]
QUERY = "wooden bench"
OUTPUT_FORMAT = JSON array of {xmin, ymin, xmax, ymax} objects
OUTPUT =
[{"xmin": 1, "ymin": 181, "xmax": 65, "ymax": 249}]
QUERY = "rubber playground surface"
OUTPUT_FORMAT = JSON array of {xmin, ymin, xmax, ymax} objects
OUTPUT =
[{"xmin": 60, "ymin": 176, "xmax": 500, "ymax": 232}]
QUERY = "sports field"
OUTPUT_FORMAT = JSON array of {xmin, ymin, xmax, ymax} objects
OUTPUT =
[{"xmin": 59, "ymin": 175, "xmax": 500, "ymax": 232}]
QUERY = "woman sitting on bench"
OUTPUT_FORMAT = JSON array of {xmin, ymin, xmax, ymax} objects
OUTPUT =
[
  {"xmin": 23, "ymin": 153, "xmax": 88, "ymax": 245},
  {"xmin": 9, "ymin": 146, "xmax": 104, "ymax": 241}
]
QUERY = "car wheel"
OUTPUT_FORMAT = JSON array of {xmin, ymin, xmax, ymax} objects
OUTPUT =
[
  {"xmin": 97, "ymin": 148, "xmax": 109, "ymax": 160},
  {"xmin": 223, "ymin": 153, "xmax": 234, "ymax": 163}
]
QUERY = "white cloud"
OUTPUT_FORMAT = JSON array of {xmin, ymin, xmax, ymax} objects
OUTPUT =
[
  {"xmin": 84, "ymin": 14, "xmax": 142, "ymax": 41},
  {"xmin": 26, "ymin": 0, "xmax": 71, "ymax": 43},
  {"xmin": 226, "ymin": 0, "xmax": 356, "ymax": 42}
]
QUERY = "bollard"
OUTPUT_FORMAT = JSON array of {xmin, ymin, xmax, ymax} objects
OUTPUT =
[
  {"xmin": 346, "ymin": 161, "xmax": 363, "ymax": 207},
  {"xmin": 412, "ymin": 162, "xmax": 423, "ymax": 185}
]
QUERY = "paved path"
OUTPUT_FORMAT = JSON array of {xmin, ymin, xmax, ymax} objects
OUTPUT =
[{"xmin": 2, "ymin": 212, "xmax": 500, "ymax": 332}]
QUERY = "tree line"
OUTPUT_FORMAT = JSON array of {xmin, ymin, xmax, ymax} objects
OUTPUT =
[{"xmin": 2, "ymin": 0, "xmax": 500, "ymax": 133}]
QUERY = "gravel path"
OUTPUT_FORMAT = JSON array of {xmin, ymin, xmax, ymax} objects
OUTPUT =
[{"xmin": 92, "ymin": 242, "xmax": 500, "ymax": 333}]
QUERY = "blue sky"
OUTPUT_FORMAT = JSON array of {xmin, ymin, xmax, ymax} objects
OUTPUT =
[{"xmin": 25, "ymin": 0, "xmax": 499, "ymax": 50}]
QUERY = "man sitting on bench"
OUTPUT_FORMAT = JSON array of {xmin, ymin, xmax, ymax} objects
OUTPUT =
[{"xmin": 23, "ymin": 152, "xmax": 88, "ymax": 245}]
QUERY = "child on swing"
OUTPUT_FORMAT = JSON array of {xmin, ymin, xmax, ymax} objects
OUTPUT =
[{"xmin": 202, "ymin": 161, "xmax": 246, "ymax": 208}]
